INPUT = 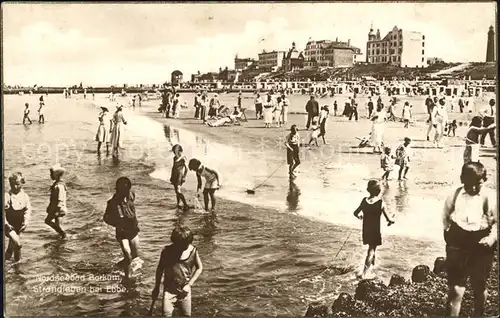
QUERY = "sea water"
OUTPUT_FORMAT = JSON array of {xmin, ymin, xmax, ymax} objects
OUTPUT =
[{"xmin": 2, "ymin": 93, "xmax": 494, "ymax": 316}]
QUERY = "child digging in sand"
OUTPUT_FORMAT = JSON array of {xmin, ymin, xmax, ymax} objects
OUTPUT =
[
  {"xmin": 188, "ymin": 159, "xmax": 221, "ymax": 213},
  {"xmin": 45, "ymin": 164, "xmax": 68, "ymax": 239},
  {"xmin": 150, "ymin": 226, "xmax": 203, "ymax": 317},
  {"xmin": 353, "ymin": 180, "xmax": 394, "ymax": 279}
]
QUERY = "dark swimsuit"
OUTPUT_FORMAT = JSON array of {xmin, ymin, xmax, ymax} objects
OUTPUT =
[
  {"xmin": 170, "ymin": 157, "xmax": 186, "ymax": 186},
  {"xmin": 360, "ymin": 198, "xmax": 383, "ymax": 246}
]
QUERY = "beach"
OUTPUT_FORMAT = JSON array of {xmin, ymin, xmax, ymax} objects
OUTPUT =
[{"xmin": 3, "ymin": 92, "xmax": 497, "ymax": 316}]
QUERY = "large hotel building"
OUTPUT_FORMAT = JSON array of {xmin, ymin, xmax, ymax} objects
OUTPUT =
[{"xmin": 366, "ymin": 25, "xmax": 426, "ymax": 68}]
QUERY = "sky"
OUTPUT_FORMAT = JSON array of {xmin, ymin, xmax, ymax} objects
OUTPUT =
[{"xmin": 2, "ymin": 2, "xmax": 497, "ymax": 86}]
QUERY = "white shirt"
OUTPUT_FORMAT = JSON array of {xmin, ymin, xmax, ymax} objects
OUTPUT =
[{"xmin": 443, "ymin": 188, "xmax": 497, "ymax": 232}]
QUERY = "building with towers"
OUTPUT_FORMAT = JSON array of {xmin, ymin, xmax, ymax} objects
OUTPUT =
[
  {"xmin": 366, "ymin": 25, "xmax": 426, "ymax": 68},
  {"xmin": 486, "ymin": 25, "xmax": 496, "ymax": 62},
  {"xmin": 282, "ymin": 42, "xmax": 305, "ymax": 71}
]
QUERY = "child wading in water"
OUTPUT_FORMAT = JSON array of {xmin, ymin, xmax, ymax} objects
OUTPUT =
[
  {"xmin": 443, "ymin": 162, "xmax": 497, "ymax": 316},
  {"xmin": 307, "ymin": 116, "xmax": 321, "ymax": 147},
  {"xmin": 150, "ymin": 226, "xmax": 203, "ymax": 317},
  {"xmin": 23, "ymin": 103, "xmax": 32, "ymax": 125},
  {"xmin": 45, "ymin": 164, "xmax": 68, "ymax": 239},
  {"xmin": 353, "ymin": 180, "xmax": 394, "ymax": 279},
  {"xmin": 5, "ymin": 172, "xmax": 31, "ymax": 261},
  {"xmin": 188, "ymin": 159, "xmax": 221, "ymax": 213},
  {"xmin": 463, "ymin": 116, "xmax": 495, "ymax": 164},
  {"xmin": 395, "ymin": 137, "xmax": 411, "ymax": 180},
  {"xmin": 170, "ymin": 144, "xmax": 189, "ymax": 210},
  {"xmin": 285, "ymin": 125, "xmax": 301, "ymax": 177},
  {"xmin": 104, "ymin": 177, "xmax": 141, "ymax": 280},
  {"xmin": 380, "ymin": 147, "xmax": 394, "ymax": 181},
  {"xmin": 317, "ymin": 105, "xmax": 330, "ymax": 145}
]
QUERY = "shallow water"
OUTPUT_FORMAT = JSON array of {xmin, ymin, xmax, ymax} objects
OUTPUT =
[{"xmin": 2, "ymin": 93, "xmax": 495, "ymax": 316}]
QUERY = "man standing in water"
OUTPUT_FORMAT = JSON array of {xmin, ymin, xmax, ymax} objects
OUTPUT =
[
  {"xmin": 305, "ymin": 95, "xmax": 319, "ymax": 129},
  {"xmin": 426, "ymin": 96, "xmax": 437, "ymax": 141},
  {"xmin": 285, "ymin": 125, "xmax": 301, "ymax": 177},
  {"xmin": 480, "ymin": 99, "xmax": 496, "ymax": 148}
]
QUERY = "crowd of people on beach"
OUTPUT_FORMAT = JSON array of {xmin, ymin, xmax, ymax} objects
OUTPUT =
[{"xmin": 10, "ymin": 81, "xmax": 498, "ymax": 317}]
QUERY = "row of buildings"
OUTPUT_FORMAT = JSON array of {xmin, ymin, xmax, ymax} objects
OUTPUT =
[
  {"xmin": 232, "ymin": 25, "xmax": 428, "ymax": 74},
  {"xmin": 176, "ymin": 25, "xmax": 494, "ymax": 84}
]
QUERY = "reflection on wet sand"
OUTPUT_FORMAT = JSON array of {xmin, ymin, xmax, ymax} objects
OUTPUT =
[{"xmin": 286, "ymin": 177, "xmax": 301, "ymax": 212}]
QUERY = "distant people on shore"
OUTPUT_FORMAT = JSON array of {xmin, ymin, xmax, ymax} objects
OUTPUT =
[
  {"xmin": 353, "ymin": 180, "xmax": 394, "ymax": 279},
  {"xmin": 5, "ymin": 172, "xmax": 31, "ymax": 262},
  {"xmin": 45, "ymin": 164, "xmax": 68, "ymax": 239},
  {"xmin": 443, "ymin": 162, "xmax": 497, "ymax": 317}
]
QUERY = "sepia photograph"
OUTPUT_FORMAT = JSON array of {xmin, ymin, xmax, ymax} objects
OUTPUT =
[{"xmin": 1, "ymin": 2, "xmax": 498, "ymax": 317}]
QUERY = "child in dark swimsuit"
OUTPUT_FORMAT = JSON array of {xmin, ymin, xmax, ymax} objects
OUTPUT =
[
  {"xmin": 104, "ymin": 177, "xmax": 140, "ymax": 279},
  {"xmin": 45, "ymin": 164, "xmax": 68, "ymax": 239},
  {"xmin": 5, "ymin": 172, "xmax": 31, "ymax": 261},
  {"xmin": 170, "ymin": 144, "xmax": 189, "ymax": 210},
  {"xmin": 151, "ymin": 226, "xmax": 203, "ymax": 317},
  {"xmin": 353, "ymin": 180, "xmax": 394, "ymax": 279}
]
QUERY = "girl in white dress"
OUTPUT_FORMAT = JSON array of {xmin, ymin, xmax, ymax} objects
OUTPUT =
[
  {"xmin": 371, "ymin": 104, "xmax": 386, "ymax": 153},
  {"xmin": 95, "ymin": 107, "xmax": 110, "ymax": 154},
  {"xmin": 263, "ymin": 94, "xmax": 274, "ymax": 128},
  {"xmin": 433, "ymin": 100, "xmax": 448, "ymax": 148},
  {"xmin": 402, "ymin": 102, "xmax": 412, "ymax": 128},
  {"xmin": 110, "ymin": 105, "xmax": 128, "ymax": 158}
]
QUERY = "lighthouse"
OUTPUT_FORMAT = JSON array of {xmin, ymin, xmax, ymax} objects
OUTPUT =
[{"xmin": 486, "ymin": 25, "xmax": 495, "ymax": 62}]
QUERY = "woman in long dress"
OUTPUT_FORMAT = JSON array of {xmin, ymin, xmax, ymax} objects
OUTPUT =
[
  {"xmin": 432, "ymin": 100, "xmax": 448, "ymax": 148},
  {"xmin": 371, "ymin": 104, "xmax": 386, "ymax": 153},
  {"xmin": 110, "ymin": 105, "xmax": 128, "ymax": 158},
  {"xmin": 95, "ymin": 107, "xmax": 110, "ymax": 154},
  {"xmin": 263, "ymin": 94, "xmax": 274, "ymax": 128}
]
